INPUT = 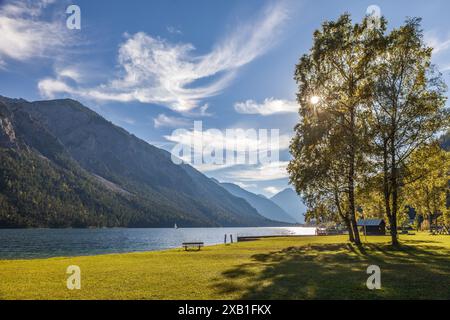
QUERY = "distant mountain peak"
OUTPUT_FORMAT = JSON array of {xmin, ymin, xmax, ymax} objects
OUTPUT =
[
  {"xmin": 220, "ymin": 182, "xmax": 297, "ymax": 224},
  {"xmin": 271, "ymin": 188, "xmax": 296, "ymax": 197},
  {"xmin": 271, "ymin": 187, "xmax": 306, "ymax": 223}
]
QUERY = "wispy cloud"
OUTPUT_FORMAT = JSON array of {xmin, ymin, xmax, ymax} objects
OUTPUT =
[
  {"xmin": 235, "ymin": 181, "xmax": 257, "ymax": 189},
  {"xmin": 154, "ymin": 114, "xmax": 190, "ymax": 128},
  {"xmin": 234, "ymin": 98, "xmax": 298, "ymax": 115},
  {"xmin": 38, "ymin": 2, "xmax": 289, "ymax": 112},
  {"xmin": 187, "ymin": 103, "xmax": 213, "ymax": 117},
  {"xmin": 121, "ymin": 117, "xmax": 136, "ymax": 125},
  {"xmin": 38, "ymin": 78, "xmax": 75, "ymax": 97},
  {"xmin": 183, "ymin": 161, "xmax": 238, "ymax": 173},
  {"xmin": 224, "ymin": 161, "xmax": 289, "ymax": 182},
  {"xmin": 167, "ymin": 25, "xmax": 182, "ymax": 35},
  {"xmin": 425, "ymin": 31, "xmax": 450, "ymax": 55},
  {"xmin": 0, "ymin": 0, "xmax": 68, "ymax": 66},
  {"xmin": 264, "ymin": 186, "xmax": 282, "ymax": 195},
  {"xmin": 56, "ymin": 66, "xmax": 84, "ymax": 82}
]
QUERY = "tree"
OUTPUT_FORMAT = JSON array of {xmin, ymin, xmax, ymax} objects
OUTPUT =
[
  {"xmin": 304, "ymin": 200, "xmax": 337, "ymax": 226},
  {"xmin": 289, "ymin": 118, "xmax": 355, "ymax": 241},
  {"xmin": 370, "ymin": 18, "xmax": 448, "ymax": 245},
  {"xmin": 356, "ymin": 174, "xmax": 386, "ymax": 219},
  {"xmin": 290, "ymin": 14, "xmax": 382, "ymax": 245},
  {"xmin": 403, "ymin": 143, "xmax": 450, "ymax": 230}
]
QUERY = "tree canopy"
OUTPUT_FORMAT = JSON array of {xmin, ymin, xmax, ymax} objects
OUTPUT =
[{"xmin": 289, "ymin": 14, "xmax": 449, "ymax": 245}]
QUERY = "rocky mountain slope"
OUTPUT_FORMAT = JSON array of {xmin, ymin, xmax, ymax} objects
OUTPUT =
[{"xmin": 0, "ymin": 96, "xmax": 276, "ymax": 228}]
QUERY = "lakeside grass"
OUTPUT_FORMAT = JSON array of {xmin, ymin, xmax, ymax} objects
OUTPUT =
[{"xmin": 0, "ymin": 233, "xmax": 449, "ymax": 299}]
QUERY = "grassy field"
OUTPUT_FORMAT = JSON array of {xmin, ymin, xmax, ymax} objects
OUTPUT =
[{"xmin": 0, "ymin": 233, "xmax": 449, "ymax": 299}]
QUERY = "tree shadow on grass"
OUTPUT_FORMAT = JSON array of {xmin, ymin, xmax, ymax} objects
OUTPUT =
[{"xmin": 211, "ymin": 242, "xmax": 450, "ymax": 299}]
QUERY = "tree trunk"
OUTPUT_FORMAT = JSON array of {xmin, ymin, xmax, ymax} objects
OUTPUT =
[
  {"xmin": 348, "ymin": 184, "xmax": 360, "ymax": 244},
  {"xmin": 335, "ymin": 193, "xmax": 354, "ymax": 242},
  {"xmin": 348, "ymin": 107, "xmax": 361, "ymax": 245},
  {"xmin": 390, "ymin": 139, "xmax": 399, "ymax": 246},
  {"xmin": 339, "ymin": 212, "xmax": 355, "ymax": 243},
  {"xmin": 383, "ymin": 141, "xmax": 391, "ymax": 218},
  {"xmin": 345, "ymin": 218, "xmax": 355, "ymax": 242}
]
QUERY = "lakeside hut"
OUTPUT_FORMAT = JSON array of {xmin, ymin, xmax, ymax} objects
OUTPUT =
[{"xmin": 357, "ymin": 219, "xmax": 386, "ymax": 236}]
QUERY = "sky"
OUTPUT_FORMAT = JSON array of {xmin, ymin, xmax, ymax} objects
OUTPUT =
[{"xmin": 1, "ymin": 0, "xmax": 450, "ymax": 197}]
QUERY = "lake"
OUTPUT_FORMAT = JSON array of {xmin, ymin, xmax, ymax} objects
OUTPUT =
[{"xmin": 0, "ymin": 227, "xmax": 316, "ymax": 259}]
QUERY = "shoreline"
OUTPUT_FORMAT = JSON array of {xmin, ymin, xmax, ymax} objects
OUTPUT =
[
  {"xmin": 1, "ymin": 234, "xmax": 319, "ymax": 261},
  {"xmin": 0, "ymin": 225, "xmax": 309, "ymax": 230},
  {"xmin": 0, "ymin": 227, "xmax": 317, "ymax": 260}
]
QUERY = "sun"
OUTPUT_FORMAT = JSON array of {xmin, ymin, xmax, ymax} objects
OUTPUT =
[{"xmin": 310, "ymin": 96, "xmax": 320, "ymax": 105}]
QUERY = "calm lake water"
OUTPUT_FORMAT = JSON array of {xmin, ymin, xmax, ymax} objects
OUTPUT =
[{"xmin": 0, "ymin": 227, "xmax": 316, "ymax": 259}]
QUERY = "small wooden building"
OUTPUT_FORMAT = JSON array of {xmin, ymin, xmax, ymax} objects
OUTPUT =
[{"xmin": 357, "ymin": 219, "xmax": 386, "ymax": 235}]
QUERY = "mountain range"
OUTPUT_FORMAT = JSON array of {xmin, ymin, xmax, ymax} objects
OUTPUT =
[
  {"xmin": 0, "ymin": 96, "xmax": 289, "ymax": 228},
  {"xmin": 219, "ymin": 182, "xmax": 298, "ymax": 223},
  {"xmin": 271, "ymin": 188, "xmax": 307, "ymax": 223}
]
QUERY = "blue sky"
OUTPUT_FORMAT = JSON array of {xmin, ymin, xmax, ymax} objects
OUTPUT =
[{"xmin": 1, "ymin": 0, "xmax": 450, "ymax": 197}]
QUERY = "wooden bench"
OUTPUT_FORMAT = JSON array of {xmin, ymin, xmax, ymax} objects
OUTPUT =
[{"xmin": 182, "ymin": 242, "xmax": 204, "ymax": 251}]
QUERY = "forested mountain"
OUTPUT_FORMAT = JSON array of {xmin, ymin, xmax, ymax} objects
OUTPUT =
[
  {"xmin": 271, "ymin": 188, "xmax": 306, "ymax": 223},
  {"xmin": 219, "ymin": 182, "xmax": 297, "ymax": 223},
  {"xmin": 0, "ymin": 96, "xmax": 277, "ymax": 228}
]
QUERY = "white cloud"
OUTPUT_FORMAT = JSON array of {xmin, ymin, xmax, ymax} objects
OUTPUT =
[
  {"xmin": 167, "ymin": 26, "xmax": 182, "ymax": 35},
  {"xmin": 0, "ymin": 0, "xmax": 68, "ymax": 66},
  {"xmin": 38, "ymin": 2, "xmax": 289, "ymax": 112},
  {"xmin": 122, "ymin": 117, "xmax": 136, "ymax": 125},
  {"xmin": 224, "ymin": 161, "xmax": 290, "ymax": 182},
  {"xmin": 38, "ymin": 78, "xmax": 75, "ymax": 98},
  {"xmin": 438, "ymin": 63, "xmax": 450, "ymax": 72},
  {"xmin": 187, "ymin": 161, "xmax": 238, "ymax": 173},
  {"xmin": 191, "ymin": 103, "xmax": 213, "ymax": 117},
  {"xmin": 154, "ymin": 114, "xmax": 190, "ymax": 128},
  {"xmin": 264, "ymin": 186, "xmax": 282, "ymax": 195},
  {"xmin": 423, "ymin": 31, "xmax": 450, "ymax": 75},
  {"xmin": 235, "ymin": 181, "xmax": 257, "ymax": 189},
  {"xmin": 57, "ymin": 67, "xmax": 84, "ymax": 82},
  {"xmin": 234, "ymin": 98, "xmax": 298, "ymax": 115},
  {"xmin": 425, "ymin": 31, "xmax": 450, "ymax": 55}
]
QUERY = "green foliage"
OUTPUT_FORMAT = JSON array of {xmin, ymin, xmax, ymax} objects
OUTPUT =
[
  {"xmin": 289, "ymin": 14, "xmax": 384, "ymax": 243},
  {"xmin": 289, "ymin": 14, "xmax": 449, "ymax": 245},
  {"xmin": 0, "ymin": 147, "xmax": 187, "ymax": 227},
  {"xmin": 403, "ymin": 143, "xmax": 450, "ymax": 228},
  {"xmin": 369, "ymin": 17, "xmax": 448, "ymax": 242}
]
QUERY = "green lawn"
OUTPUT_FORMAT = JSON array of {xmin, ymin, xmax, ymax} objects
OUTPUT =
[{"xmin": 0, "ymin": 233, "xmax": 449, "ymax": 299}]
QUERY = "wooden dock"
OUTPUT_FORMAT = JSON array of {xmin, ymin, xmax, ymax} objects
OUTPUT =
[{"xmin": 237, "ymin": 235, "xmax": 313, "ymax": 242}]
